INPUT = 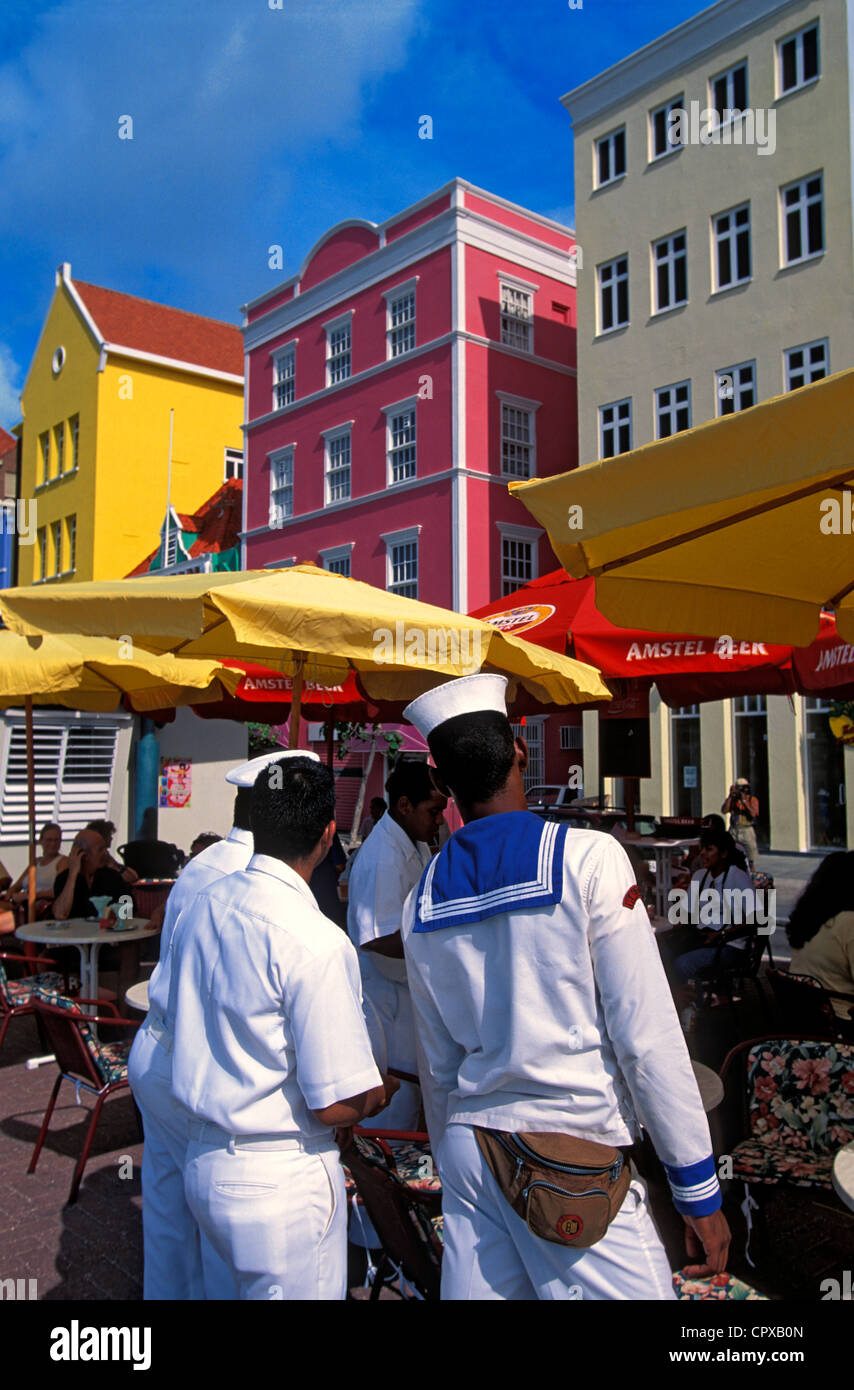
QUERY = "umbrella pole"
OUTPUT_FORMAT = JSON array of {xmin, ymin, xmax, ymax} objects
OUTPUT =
[
  {"xmin": 25, "ymin": 696, "xmax": 36, "ymax": 923},
  {"xmin": 288, "ymin": 655, "xmax": 306, "ymax": 749}
]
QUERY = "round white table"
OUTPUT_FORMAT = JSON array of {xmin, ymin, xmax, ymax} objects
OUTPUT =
[
  {"xmin": 125, "ymin": 979, "xmax": 150, "ymax": 1012},
  {"xmin": 691, "ymin": 1060, "xmax": 725, "ymax": 1113},
  {"xmin": 16, "ymin": 917, "xmax": 157, "ymax": 1008},
  {"xmin": 832, "ymin": 1141, "xmax": 854, "ymax": 1212}
]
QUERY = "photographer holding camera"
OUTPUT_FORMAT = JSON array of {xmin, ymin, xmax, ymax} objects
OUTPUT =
[{"xmin": 722, "ymin": 776, "xmax": 760, "ymax": 871}]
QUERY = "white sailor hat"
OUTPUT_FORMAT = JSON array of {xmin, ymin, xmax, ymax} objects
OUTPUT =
[
  {"xmin": 403, "ymin": 673, "xmax": 509, "ymax": 740},
  {"xmin": 225, "ymin": 748, "xmax": 320, "ymax": 787}
]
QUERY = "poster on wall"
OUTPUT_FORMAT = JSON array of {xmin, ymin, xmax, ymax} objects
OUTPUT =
[{"xmin": 159, "ymin": 757, "xmax": 192, "ymax": 808}]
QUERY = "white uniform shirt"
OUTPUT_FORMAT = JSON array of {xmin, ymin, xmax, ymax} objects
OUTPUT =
[
  {"xmin": 402, "ymin": 817, "xmax": 720, "ymax": 1216},
  {"xmin": 347, "ymin": 810, "xmax": 431, "ymax": 985},
  {"xmin": 147, "ymin": 827, "xmax": 253, "ymax": 1018},
  {"xmin": 167, "ymin": 853, "xmax": 381, "ymax": 1138},
  {"xmin": 688, "ymin": 864, "xmax": 755, "ymax": 945}
]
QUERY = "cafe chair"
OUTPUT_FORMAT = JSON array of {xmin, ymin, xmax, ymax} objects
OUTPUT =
[
  {"xmin": 28, "ymin": 993, "xmax": 141, "ymax": 1205},
  {"xmin": 719, "ymin": 1034, "xmax": 854, "ymax": 1267},
  {"xmin": 0, "ymin": 952, "xmax": 65, "ymax": 1057},
  {"xmin": 672, "ymin": 1270, "xmax": 767, "ymax": 1300},
  {"xmin": 342, "ymin": 1129, "xmax": 442, "ymax": 1301},
  {"xmin": 766, "ymin": 967, "xmax": 854, "ymax": 1041},
  {"xmin": 694, "ymin": 924, "xmax": 770, "ymax": 1024}
]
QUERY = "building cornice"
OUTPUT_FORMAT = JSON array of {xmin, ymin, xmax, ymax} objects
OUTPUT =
[
  {"xmin": 244, "ymin": 330, "xmax": 575, "ymax": 432},
  {"xmin": 103, "ymin": 343, "xmax": 243, "ymax": 386},
  {"xmin": 561, "ymin": 0, "xmax": 805, "ymax": 130},
  {"xmin": 241, "ymin": 463, "xmax": 532, "ymax": 539}
]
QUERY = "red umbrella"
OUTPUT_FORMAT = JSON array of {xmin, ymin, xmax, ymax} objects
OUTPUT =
[
  {"xmin": 472, "ymin": 570, "xmax": 797, "ymax": 706},
  {"xmin": 792, "ymin": 612, "xmax": 854, "ymax": 699}
]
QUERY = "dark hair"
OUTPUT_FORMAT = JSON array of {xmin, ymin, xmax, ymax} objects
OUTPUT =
[
  {"xmin": 427, "ymin": 711, "xmax": 516, "ymax": 806},
  {"xmin": 384, "ymin": 760, "xmax": 437, "ymax": 811},
  {"xmin": 251, "ymin": 757, "xmax": 335, "ymax": 860},
  {"xmin": 370, "ymin": 797, "xmax": 387, "ymax": 816},
  {"xmin": 786, "ymin": 852, "xmax": 854, "ymax": 949},
  {"xmin": 232, "ymin": 788, "xmax": 253, "ymax": 832},
  {"xmin": 86, "ymin": 819, "xmax": 116, "ymax": 841},
  {"xmin": 699, "ymin": 826, "xmax": 736, "ymax": 855},
  {"xmin": 40, "ymin": 822, "xmax": 61, "ymax": 839},
  {"xmin": 701, "ymin": 813, "xmax": 726, "ymax": 832},
  {"xmin": 190, "ymin": 832, "xmax": 222, "ymax": 857}
]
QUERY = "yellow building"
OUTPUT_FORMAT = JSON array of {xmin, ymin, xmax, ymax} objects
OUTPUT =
[{"xmin": 19, "ymin": 263, "xmax": 244, "ymax": 583}]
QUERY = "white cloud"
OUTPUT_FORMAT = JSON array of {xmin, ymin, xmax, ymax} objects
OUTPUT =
[
  {"xmin": 0, "ymin": 0, "xmax": 423, "ymax": 280},
  {"xmin": 0, "ymin": 343, "xmax": 22, "ymax": 427}
]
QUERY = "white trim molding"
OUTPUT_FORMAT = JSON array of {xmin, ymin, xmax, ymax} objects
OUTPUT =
[
  {"xmin": 320, "ymin": 420, "xmax": 356, "ymax": 440},
  {"xmin": 380, "ymin": 524, "xmax": 422, "ymax": 546},
  {"xmin": 496, "ymin": 520, "xmax": 545, "ymax": 543},
  {"xmin": 495, "ymin": 390, "xmax": 542, "ymax": 412},
  {"xmin": 381, "ymin": 393, "xmax": 419, "ymax": 417},
  {"xmin": 496, "ymin": 270, "xmax": 540, "ymax": 294},
  {"xmin": 382, "ymin": 276, "xmax": 419, "ymax": 302},
  {"xmin": 319, "ymin": 542, "xmax": 355, "ymax": 570},
  {"xmin": 322, "ymin": 308, "xmax": 355, "ymax": 332}
]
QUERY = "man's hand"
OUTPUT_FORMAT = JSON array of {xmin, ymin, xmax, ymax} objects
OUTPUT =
[
  {"xmin": 682, "ymin": 1209, "xmax": 731, "ymax": 1276},
  {"xmin": 363, "ymin": 1072, "xmax": 400, "ymax": 1118},
  {"xmin": 67, "ymin": 844, "xmax": 85, "ymax": 877}
]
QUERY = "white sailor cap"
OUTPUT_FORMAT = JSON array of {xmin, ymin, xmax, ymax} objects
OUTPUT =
[
  {"xmin": 225, "ymin": 748, "xmax": 320, "ymax": 787},
  {"xmin": 403, "ymin": 673, "xmax": 509, "ymax": 740}
]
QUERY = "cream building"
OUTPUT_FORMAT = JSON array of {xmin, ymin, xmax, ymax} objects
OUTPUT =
[{"xmin": 563, "ymin": 0, "xmax": 854, "ymax": 851}]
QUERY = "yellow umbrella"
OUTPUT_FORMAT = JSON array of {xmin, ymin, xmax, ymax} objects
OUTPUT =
[
  {"xmin": 0, "ymin": 565, "xmax": 610, "ymax": 731},
  {"xmin": 509, "ymin": 368, "xmax": 854, "ymax": 647},
  {"xmin": 0, "ymin": 631, "xmax": 242, "ymax": 920}
]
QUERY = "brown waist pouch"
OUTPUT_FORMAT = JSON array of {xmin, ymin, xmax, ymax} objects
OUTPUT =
[{"xmin": 473, "ymin": 1128, "xmax": 631, "ymax": 1249}]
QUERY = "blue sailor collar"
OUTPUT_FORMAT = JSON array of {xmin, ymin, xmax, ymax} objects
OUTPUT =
[{"xmin": 413, "ymin": 811, "xmax": 567, "ymax": 933}]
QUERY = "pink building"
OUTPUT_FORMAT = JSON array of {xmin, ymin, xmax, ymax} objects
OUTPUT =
[{"xmin": 241, "ymin": 178, "xmax": 582, "ymax": 788}]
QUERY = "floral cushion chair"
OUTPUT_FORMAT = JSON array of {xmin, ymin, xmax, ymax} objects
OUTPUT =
[
  {"xmin": 0, "ymin": 951, "xmax": 64, "ymax": 1055},
  {"xmin": 721, "ymin": 1036, "xmax": 854, "ymax": 1266}
]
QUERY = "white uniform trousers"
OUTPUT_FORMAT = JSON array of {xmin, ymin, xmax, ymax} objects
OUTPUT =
[
  {"xmin": 183, "ymin": 1123, "xmax": 348, "ymax": 1300},
  {"xmin": 359, "ymin": 960, "xmax": 421, "ymax": 1131},
  {"xmin": 438, "ymin": 1124, "xmax": 676, "ymax": 1301},
  {"xmin": 128, "ymin": 1021, "xmax": 232, "ymax": 1300}
]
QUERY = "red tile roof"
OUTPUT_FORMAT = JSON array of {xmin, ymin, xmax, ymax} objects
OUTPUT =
[
  {"xmin": 127, "ymin": 478, "xmax": 243, "ymax": 576},
  {"xmin": 0, "ymin": 427, "xmax": 15, "ymax": 454},
  {"xmin": 72, "ymin": 279, "xmax": 243, "ymax": 377}
]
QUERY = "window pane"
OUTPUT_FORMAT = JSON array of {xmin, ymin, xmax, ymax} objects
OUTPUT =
[
  {"xmin": 713, "ymin": 75, "xmax": 726, "ymax": 116},
  {"xmin": 598, "ymin": 141, "xmax": 609, "ymax": 184},
  {"xmin": 786, "ymin": 207, "xmax": 802, "ymax": 261},
  {"xmin": 674, "ymin": 256, "xmax": 687, "ymax": 303},
  {"xmin": 718, "ymin": 238, "xmax": 732, "ymax": 287},
  {"xmin": 807, "ymin": 199, "xmax": 823, "ymax": 253},
  {"xmin": 736, "ymin": 228, "xmax": 751, "ymax": 279},
  {"xmin": 654, "ymin": 108, "xmax": 666, "ymax": 156},
  {"xmin": 613, "ymin": 129, "xmax": 625, "ymax": 175},
  {"xmin": 616, "ymin": 278, "xmax": 628, "ymax": 324},
  {"xmin": 733, "ymin": 64, "xmax": 747, "ymax": 110},
  {"xmin": 781, "ymin": 38, "xmax": 796, "ymax": 89},
  {"xmin": 803, "ymin": 26, "xmax": 818, "ymax": 80}
]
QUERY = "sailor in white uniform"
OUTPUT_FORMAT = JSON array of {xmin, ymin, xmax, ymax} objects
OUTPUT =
[
  {"xmin": 400, "ymin": 675, "xmax": 731, "ymax": 1301},
  {"xmin": 166, "ymin": 754, "xmax": 394, "ymax": 1299},
  {"xmin": 128, "ymin": 754, "xmax": 275, "ymax": 1299},
  {"xmin": 347, "ymin": 760, "xmax": 446, "ymax": 1130}
]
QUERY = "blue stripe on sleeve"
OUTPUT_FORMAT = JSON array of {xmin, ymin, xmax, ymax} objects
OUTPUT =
[{"xmin": 663, "ymin": 1154, "xmax": 722, "ymax": 1216}]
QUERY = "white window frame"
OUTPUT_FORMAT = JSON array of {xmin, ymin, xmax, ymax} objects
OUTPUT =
[
  {"xmin": 784, "ymin": 339, "xmax": 829, "ymax": 391},
  {"xmin": 268, "ymin": 445, "xmax": 295, "ymax": 527},
  {"xmin": 322, "ymin": 423, "xmax": 353, "ymax": 505},
  {"xmin": 597, "ymin": 255, "xmax": 629, "ymax": 333},
  {"xmin": 224, "ymin": 447, "xmax": 243, "ymax": 482},
  {"xmin": 68, "ymin": 415, "xmax": 79, "ymax": 473},
  {"xmin": 39, "ymin": 432, "xmax": 50, "ymax": 486},
  {"xmin": 65, "ymin": 514, "xmax": 76, "ymax": 574},
  {"xmin": 319, "ymin": 543, "xmax": 354, "ymax": 578},
  {"xmin": 272, "ymin": 343, "xmax": 296, "ymax": 410},
  {"xmin": 652, "ymin": 230, "xmax": 688, "ymax": 313},
  {"xmin": 0, "ymin": 712, "xmax": 126, "ymax": 841},
  {"xmin": 594, "ymin": 126, "xmax": 626, "ymax": 188},
  {"xmin": 53, "ymin": 422, "xmax": 64, "ymax": 478},
  {"xmin": 649, "ymin": 94, "xmax": 684, "ymax": 160},
  {"xmin": 383, "ymin": 278, "xmax": 418, "ymax": 359},
  {"xmin": 712, "ymin": 203, "xmax": 752, "ymax": 291},
  {"xmin": 599, "ymin": 398, "xmax": 632, "ymax": 458},
  {"xmin": 780, "ymin": 173, "xmax": 824, "ymax": 267},
  {"xmin": 497, "ymin": 521, "xmax": 542, "ymax": 598},
  {"xmin": 655, "ymin": 381, "xmax": 692, "ymax": 439},
  {"xmin": 776, "ymin": 21, "xmax": 820, "ymax": 98},
  {"xmin": 324, "ymin": 312, "xmax": 353, "ymax": 387},
  {"xmin": 382, "ymin": 524, "xmax": 421, "ymax": 600},
  {"xmin": 382, "ymin": 395, "xmax": 418, "ymax": 487},
  {"xmin": 499, "ymin": 274, "xmax": 536, "ymax": 353},
  {"xmin": 709, "ymin": 59, "xmax": 748, "ymax": 122},
  {"xmin": 497, "ymin": 391, "xmax": 540, "ymax": 480},
  {"xmin": 716, "ymin": 360, "xmax": 756, "ymax": 415}
]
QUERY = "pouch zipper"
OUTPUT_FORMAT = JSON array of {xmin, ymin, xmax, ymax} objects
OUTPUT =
[
  {"xmin": 510, "ymin": 1133, "xmax": 623, "ymax": 1182},
  {"xmin": 521, "ymin": 1179, "xmax": 610, "ymax": 1201}
]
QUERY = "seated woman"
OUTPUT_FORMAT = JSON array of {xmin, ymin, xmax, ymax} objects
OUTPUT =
[
  {"xmin": 86, "ymin": 819, "xmax": 139, "ymax": 884},
  {"xmin": 787, "ymin": 852, "xmax": 854, "ymax": 1021},
  {"xmin": 7, "ymin": 822, "xmax": 69, "ymax": 913},
  {"xmin": 661, "ymin": 827, "xmax": 756, "ymax": 1013}
]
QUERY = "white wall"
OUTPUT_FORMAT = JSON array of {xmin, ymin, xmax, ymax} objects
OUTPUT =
[{"xmin": 153, "ymin": 708, "xmax": 248, "ymax": 852}]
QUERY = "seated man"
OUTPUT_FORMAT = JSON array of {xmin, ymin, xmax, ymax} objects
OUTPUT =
[{"xmin": 665, "ymin": 828, "xmax": 756, "ymax": 1015}]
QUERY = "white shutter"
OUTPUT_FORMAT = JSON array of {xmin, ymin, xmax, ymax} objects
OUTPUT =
[{"xmin": 0, "ymin": 719, "xmax": 120, "ymax": 840}]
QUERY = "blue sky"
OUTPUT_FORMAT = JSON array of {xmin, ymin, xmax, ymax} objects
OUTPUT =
[{"xmin": 0, "ymin": 0, "xmax": 713, "ymax": 429}]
